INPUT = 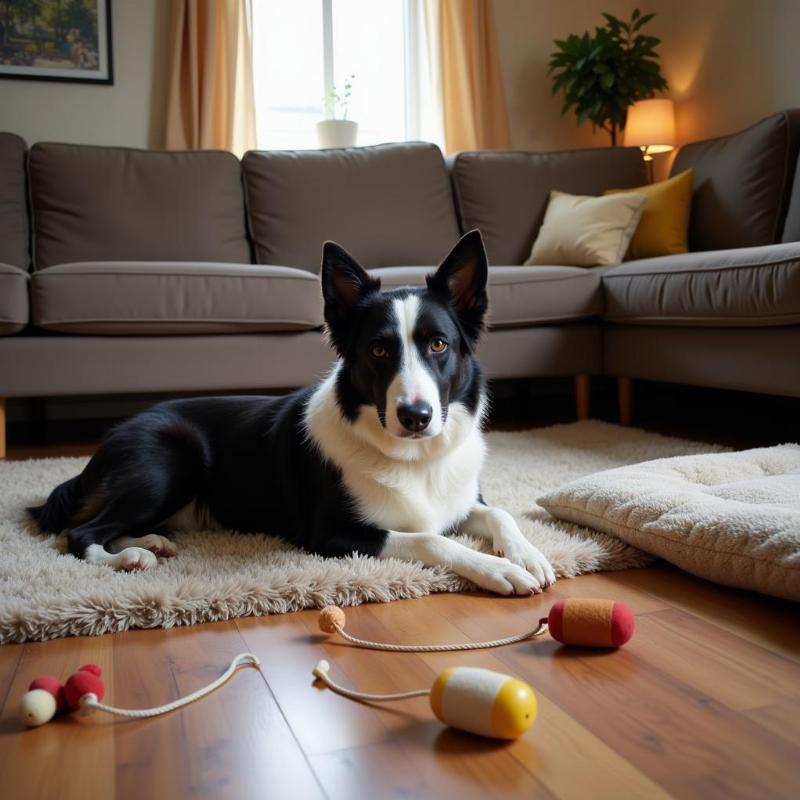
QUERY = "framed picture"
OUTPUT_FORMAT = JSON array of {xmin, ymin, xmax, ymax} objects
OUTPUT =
[{"xmin": 0, "ymin": 0, "xmax": 113, "ymax": 85}]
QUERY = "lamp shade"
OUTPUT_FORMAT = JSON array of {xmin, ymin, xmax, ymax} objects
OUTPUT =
[{"xmin": 625, "ymin": 99, "xmax": 676, "ymax": 154}]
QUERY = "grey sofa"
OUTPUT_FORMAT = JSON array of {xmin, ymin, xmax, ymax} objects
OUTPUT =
[{"xmin": 1, "ymin": 109, "xmax": 799, "ymax": 457}]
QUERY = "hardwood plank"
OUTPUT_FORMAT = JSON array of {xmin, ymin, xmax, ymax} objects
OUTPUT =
[
  {"xmin": 487, "ymin": 613, "xmax": 800, "ymax": 798},
  {"xmin": 372, "ymin": 594, "xmax": 671, "ymax": 800},
  {"xmin": 632, "ymin": 608, "xmax": 800, "ymax": 711},
  {"xmin": 236, "ymin": 611, "xmax": 392, "ymax": 753},
  {"xmin": 746, "ymin": 699, "xmax": 800, "ymax": 746},
  {"xmin": 0, "ymin": 641, "xmax": 24, "ymax": 711},
  {"xmin": 111, "ymin": 621, "xmax": 323, "ymax": 800},
  {"xmin": 609, "ymin": 564, "xmax": 800, "ymax": 663},
  {"xmin": 0, "ymin": 634, "xmax": 116, "ymax": 800}
]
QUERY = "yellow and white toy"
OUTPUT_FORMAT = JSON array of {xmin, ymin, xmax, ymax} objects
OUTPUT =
[{"xmin": 312, "ymin": 660, "xmax": 537, "ymax": 740}]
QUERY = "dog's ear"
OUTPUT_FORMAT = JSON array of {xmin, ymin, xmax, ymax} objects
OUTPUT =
[
  {"xmin": 321, "ymin": 241, "xmax": 381, "ymax": 354},
  {"xmin": 426, "ymin": 230, "xmax": 488, "ymax": 350}
]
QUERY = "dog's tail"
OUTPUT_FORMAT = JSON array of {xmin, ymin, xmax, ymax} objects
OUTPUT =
[{"xmin": 28, "ymin": 475, "xmax": 82, "ymax": 533}]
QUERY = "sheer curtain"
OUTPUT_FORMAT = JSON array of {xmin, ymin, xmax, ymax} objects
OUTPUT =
[
  {"xmin": 165, "ymin": 0, "xmax": 257, "ymax": 156},
  {"xmin": 422, "ymin": 0, "xmax": 511, "ymax": 152}
]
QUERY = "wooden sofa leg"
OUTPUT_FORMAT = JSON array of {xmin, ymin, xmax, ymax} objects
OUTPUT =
[
  {"xmin": 575, "ymin": 375, "xmax": 590, "ymax": 421},
  {"xmin": 617, "ymin": 377, "xmax": 633, "ymax": 426},
  {"xmin": 0, "ymin": 398, "xmax": 6, "ymax": 458}
]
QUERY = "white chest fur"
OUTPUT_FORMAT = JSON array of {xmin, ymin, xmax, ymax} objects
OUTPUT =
[{"xmin": 305, "ymin": 371, "xmax": 486, "ymax": 534}]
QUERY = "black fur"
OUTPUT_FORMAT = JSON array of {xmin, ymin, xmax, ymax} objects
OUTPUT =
[{"xmin": 30, "ymin": 232, "xmax": 490, "ymax": 563}]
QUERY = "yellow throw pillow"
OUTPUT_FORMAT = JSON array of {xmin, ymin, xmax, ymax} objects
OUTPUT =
[
  {"xmin": 605, "ymin": 169, "xmax": 694, "ymax": 260},
  {"xmin": 525, "ymin": 190, "xmax": 647, "ymax": 267}
]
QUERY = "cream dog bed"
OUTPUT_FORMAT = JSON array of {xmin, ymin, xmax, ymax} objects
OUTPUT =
[{"xmin": 538, "ymin": 444, "xmax": 800, "ymax": 601}]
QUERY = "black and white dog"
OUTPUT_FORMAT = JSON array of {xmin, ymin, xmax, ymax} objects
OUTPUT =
[{"xmin": 30, "ymin": 231, "xmax": 556, "ymax": 595}]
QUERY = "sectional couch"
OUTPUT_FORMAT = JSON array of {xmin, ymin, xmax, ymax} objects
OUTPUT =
[{"xmin": 1, "ymin": 109, "xmax": 799, "ymax": 457}]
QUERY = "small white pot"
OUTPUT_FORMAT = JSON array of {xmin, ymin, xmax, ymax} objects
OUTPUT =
[{"xmin": 316, "ymin": 119, "xmax": 358, "ymax": 149}]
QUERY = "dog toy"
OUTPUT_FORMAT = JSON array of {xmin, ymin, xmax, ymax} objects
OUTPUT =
[
  {"xmin": 313, "ymin": 660, "xmax": 537, "ymax": 739},
  {"xmin": 318, "ymin": 597, "xmax": 635, "ymax": 652},
  {"xmin": 18, "ymin": 654, "xmax": 260, "ymax": 727}
]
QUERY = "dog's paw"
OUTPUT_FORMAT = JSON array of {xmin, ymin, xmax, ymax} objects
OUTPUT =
[
  {"xmin": 109, "ymin": 534, "xmax": 177, "ymax": 558},
  {"xmin": 465, "ymin": 554, "xmax": 540, "ymax": 596},
  {"xmin": 135, "ymin": 534, "xmax": 178, "ymax": 558},
  {"xmin": 115, "ymin": 547, "xmax": 158, "ymax": 572},
  {"xmin": 497, "ymin": 539, "xmax": 556, "ymax": 589}
]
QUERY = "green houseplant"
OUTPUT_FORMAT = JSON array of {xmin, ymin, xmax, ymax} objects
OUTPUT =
[{"xmin": 549, "ymin": 9, "xmax": 668, "ymax": 145}]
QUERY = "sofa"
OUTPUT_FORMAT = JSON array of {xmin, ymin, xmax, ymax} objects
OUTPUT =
[{"xmin": 1, "ymin": 109, "xmax": 799, "ymax": 457}]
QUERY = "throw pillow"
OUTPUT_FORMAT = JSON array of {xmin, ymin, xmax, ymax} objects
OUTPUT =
[
  {"xmin": 525, "ymin": 190, "xmax": 647, "ymax": 267},
  {"xmin": 604, "ymin": 168, "xmax": 694, "ymax": 260}
]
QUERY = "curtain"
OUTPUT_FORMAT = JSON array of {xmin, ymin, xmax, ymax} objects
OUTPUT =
[
  {"xmin": 434, "ymin": 0, "xmax": 511, "ymax": 152},
  {"xmin": 165, "ymin": 0, "xmax": 256, "ymax": 156}
]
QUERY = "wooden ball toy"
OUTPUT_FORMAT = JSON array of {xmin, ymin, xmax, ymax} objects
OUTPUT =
[
  {"xmin": 430, "ymin": 666, "xmax": 537, "ymax": 739},
  {"xmin": 18, "ymin": 689, "xmax": 58, "ymax": 727},
  {"xmin": 63, "ymin": 664, "xmax": 105, "ymax": 709}
]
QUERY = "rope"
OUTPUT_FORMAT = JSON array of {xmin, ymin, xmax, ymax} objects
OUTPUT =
[
  {"xmin": 330, "ymin": 620, "xmax": 549, "ymax": 653},
  {"xmin": 313, "ymin": 660, "xmax": 429, "ymax": 702},
  {"xmin": 79, "ymin": 653, "xmax": 261, "ymax": 719}
]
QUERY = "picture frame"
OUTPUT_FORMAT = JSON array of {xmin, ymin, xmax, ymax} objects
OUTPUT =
[{"xmin": 0, "ymin": 0, "xmax": 113, "ymax": 85}]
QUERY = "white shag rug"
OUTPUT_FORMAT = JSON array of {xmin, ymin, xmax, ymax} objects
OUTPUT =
[{"xmin": 0, "ymin": 421, "xmax": 725, "ymax": 643}]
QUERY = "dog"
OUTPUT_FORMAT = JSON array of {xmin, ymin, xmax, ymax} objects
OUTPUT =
[{"xmin": 29, "ymin": 230, "xmax": 556, "ymax": 595}]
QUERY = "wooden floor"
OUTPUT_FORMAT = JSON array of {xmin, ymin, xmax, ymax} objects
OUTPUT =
[{"xmin": 2, "ymin": 399, "xmax": 800, "ymax": 800}]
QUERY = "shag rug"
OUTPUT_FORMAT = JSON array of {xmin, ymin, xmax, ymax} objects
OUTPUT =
[{"xmin": 0, "ymin": 421, "xmax": 725, "ymax": 643}]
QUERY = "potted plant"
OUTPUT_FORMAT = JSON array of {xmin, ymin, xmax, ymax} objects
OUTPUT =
[
  {"xmin": 317, "ymin": 75, "xmax": 357, "ymax": 148},
  {"xmin": 548, "ymin": 9, "xmax": 668, "ymax": 145}
]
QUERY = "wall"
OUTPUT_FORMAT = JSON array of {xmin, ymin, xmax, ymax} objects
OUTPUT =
[
  {"xmin": 0, "ymin": 0, "xmax": 170, "ymax": 148},
  {"xmin": 493, "ymin": 0, "xmax": 800, "ymax": 153},
  {"xmin": 642, "ymin": 0, "xmax": 800, "ymax": 144}
]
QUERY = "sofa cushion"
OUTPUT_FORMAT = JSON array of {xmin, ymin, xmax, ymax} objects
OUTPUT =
[
  {"xmin": 371, "ymin": 265, "xmax": 603, "ymax": 327},
  {"xmin": 243, "ymin": 142, "xmax": 460, "ymax": 272},
  {"xmin": 525, "ymin": 191, "xmax": 646, "ymax": 267},
  {"xmin": 0, "ymin": 262, "xmax": 29, "ymax": 335},
  {"xmin": 0, "ymin": 133, "xmax": 28, "ymax": 270},
  {"xmin": 28, "ymin": 144, "xmax": 251, "ymax": 270},
  {"xmin": 449, "ymin": 147, "xmax": 648, "ymax": 265},
  {"xmin": 671, "ymin": 110, "xmax": 800, "ymax": 251},
  {"xmin": 30, "ymin": 262, "xmax": 322, "ymax": 335},
  {"xmin": 602, "ymin": 243, "xmax": 800, "ymax": 326}
]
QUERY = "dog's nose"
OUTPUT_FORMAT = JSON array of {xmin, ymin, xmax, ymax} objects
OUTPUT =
[{"xmin": 397, "ymin": 401, "xmax": 433, "ymax": 433}]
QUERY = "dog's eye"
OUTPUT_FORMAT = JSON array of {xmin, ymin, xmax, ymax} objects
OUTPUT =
[
  {"xmin": 370, "ymin": 343, "xmax": 388, "ymax": 359},
  {"xmin": 429, "ymin": 338, "xmax": 448, "ymax": 353}
]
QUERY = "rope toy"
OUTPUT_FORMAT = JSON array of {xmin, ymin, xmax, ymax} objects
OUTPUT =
[
  {"xmin": 313, "ymin": 660, "xmax": 537, "ymax": 739},
  {"xmin": 318, "ymin": 597, "xmax": 635, "ymax": 651},
  {"xmin": 18, "ymin": 653, "xmax": 260, "ymax": 727}
]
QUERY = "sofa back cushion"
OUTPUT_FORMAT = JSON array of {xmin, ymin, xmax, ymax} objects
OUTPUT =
[
  {"xmin": 243, "ymin": 142, "xmax": 460, "ymax": 271},
  {"xmin": 450, "ymin": 147, "xmax": 648, "ymax": 265},
  {"xmin": 0, "ymin": 133, "xmax": 29, "ymax": 270},
  {"xmin": 29, "ymin": 143, "xmax": 251, "ymax": 269},
  {"xmin": 671, "ymin": 110, "xmax": 800, "ymax": 251}
]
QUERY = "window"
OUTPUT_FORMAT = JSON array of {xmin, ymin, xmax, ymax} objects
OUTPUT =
[{"xmin": 251, "ymin": 0, "xmax": 436, "ymax": 150}]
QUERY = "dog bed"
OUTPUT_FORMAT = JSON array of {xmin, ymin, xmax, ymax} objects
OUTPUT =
[{"xmin": 538, "ymin": 444, "xmax": 800, "ymax": 601}]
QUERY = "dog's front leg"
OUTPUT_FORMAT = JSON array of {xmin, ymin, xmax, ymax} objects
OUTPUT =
[
  {"xmin": 381, "ymin": 531, "xmax": 540, "ymax": 596},
  {"xmin": 462, "ymin": 503, "xmax": 556, "ymax": 589}
]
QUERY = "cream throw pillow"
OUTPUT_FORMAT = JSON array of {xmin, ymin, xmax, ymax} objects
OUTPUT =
[
  {"xmin": 538, "ymin": 445, "xmax": 800, "ymax": 601},
  {"xmin": 526, "ymin": 190, "xmax": 647, "ymax": 267}
]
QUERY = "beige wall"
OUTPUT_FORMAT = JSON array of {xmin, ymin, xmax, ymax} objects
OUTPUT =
[
  {"xmin": 0, "ymin": 0, "xmax": 170, "ymax": 148},
  {"xmin": 493, "ymin": 0, "xmax": 800, "ymax": 153},
  {"xmin": 642, "ymin": 0, "xmax": 800, "ymax": 144}
]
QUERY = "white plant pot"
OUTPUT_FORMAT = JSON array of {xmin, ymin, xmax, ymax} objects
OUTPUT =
[{"xmin": 316, "ymin": 119, "xmax": 358, "ymax": 149}]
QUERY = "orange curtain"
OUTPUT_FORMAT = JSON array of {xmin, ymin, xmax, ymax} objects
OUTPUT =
[
  {"xmin": 165, "ymin": 0, "xmax": 256, "ymax": 156},
  {"xmin": 439, "ymin": 0, "xmax": 511, "ymax": 152}
]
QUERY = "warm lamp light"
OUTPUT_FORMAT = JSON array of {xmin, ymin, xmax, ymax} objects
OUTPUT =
[{"xmin": 625, "ymin": 98, "xmax": 676, "ymax": 161}]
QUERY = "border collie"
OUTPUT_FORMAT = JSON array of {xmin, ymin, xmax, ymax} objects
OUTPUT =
[{"xmin": 29, "ymin": 231, "xmax": 556, "ymax": 595}]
